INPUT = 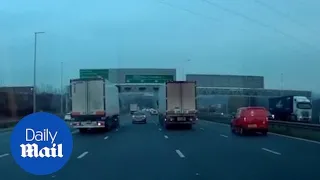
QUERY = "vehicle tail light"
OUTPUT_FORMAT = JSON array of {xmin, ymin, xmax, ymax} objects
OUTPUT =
[
  {"xmin": 243, "ymin": 117, "xmax": 247, "ymax": 122},
  {"xmin": 95, "ymin": 111, "xmax": 105, "ymax": 115},
  {"xmin": 97, "ymin": 121, "xmax": 105, "ymax": 126},
  {"xmin": 71, "ymin": 122, "xmax": 80, "ymax": 126},
  {"xmin": 71, "ymin": 112, "xmax": 81, "ymax": 116}
]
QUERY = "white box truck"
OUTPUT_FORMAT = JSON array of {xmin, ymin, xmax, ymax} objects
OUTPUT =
[
  {"xmin": 69, "ymin": 78, "xmax": 120, "ymax": 133},
  {"xmin": 158, "ymin": 81, "xmax": 197, "ymax": 129},
  {"xmin": 130, "ymin": 104, "xmax": 138, "ymax": 114}
]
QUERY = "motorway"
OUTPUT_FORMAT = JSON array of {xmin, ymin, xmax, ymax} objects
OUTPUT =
[{"xmin": 0, "ymin": 115, "xmax": 319, "ymax": 180}]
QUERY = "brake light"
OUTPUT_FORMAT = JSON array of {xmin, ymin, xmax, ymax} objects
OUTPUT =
[
  {"xmin": 243, "ymin": 117, "xmax": 247, "ymax": 122},
  {"xmin": 71, "ymin": 112, "xmax": 81, "ymax": 116},
  {"xmin": 95, "ymin": 111, "xmax": 105, "ymax": 115},
  {"xmin": 71, "ymin": 122, "xmax": 80, "ymax": 126}
]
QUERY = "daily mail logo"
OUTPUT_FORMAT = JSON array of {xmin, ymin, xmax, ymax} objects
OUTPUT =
[
  {"xmin": 10, "ymin": 112, "xmax": 73, "ymax": 176},
  {"xmin": 20, "ymin": 129, "xmax": 63, "ymax": 158}
]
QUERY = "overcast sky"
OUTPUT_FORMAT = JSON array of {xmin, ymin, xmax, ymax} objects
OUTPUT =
[{"xmin": 1, "ymin": 0, "xmax": 319, "ymax": 92}]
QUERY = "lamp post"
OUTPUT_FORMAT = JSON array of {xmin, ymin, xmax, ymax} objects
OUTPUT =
[
  {"xmin": 60, "ymin": 62, "xmax": 64, "ymax": 115},
  {"xmin": 33, "ymin": 31, "xmax": 45, "ymax": 113},
  {"xmin": 181, "ymin": 59, "xmax": 190, "ymax": 81}
]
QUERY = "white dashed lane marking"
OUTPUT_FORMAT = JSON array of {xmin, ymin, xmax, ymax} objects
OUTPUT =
[
  {"xmin": 0, "ymin": 153, "xmax": 9, "ymax": 158},
  {"xmin": 220, "ymin": 134, "xmax": 228, "ymax": 138},
  {"xmin": 175, "ymin": 150, "xmax": 185, "ymax": 158},
  {"xmin": 164, "ymin": 135, "xmax": 169, "ymax": 139},
  {"xmin": 262, "ymin": 148, "xmax": 281, "ymax": 155},
  {"xmin": 104, "ymin": 136, "xmax": 109, "ymax": 140},
  {"xmin": 77, "ymin": 151, "xmax": 89, "ymax": 159},
  {"xmin": 159, "ymin": 128, "xmax": 162, "ymax": 131}
]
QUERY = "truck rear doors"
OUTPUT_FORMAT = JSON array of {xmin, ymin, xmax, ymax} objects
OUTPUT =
[
  {"xmin": 166, "ymin": 81, "xmax": 196, "ymax": 113},
  {"xmin": 71, "ymin": 78, "xmax": 105, "ymax": 117}
]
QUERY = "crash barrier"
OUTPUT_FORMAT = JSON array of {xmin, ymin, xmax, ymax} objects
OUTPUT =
[{"xmin": 198, "ymin": 113, "xmax": 320, "ymax": 142}]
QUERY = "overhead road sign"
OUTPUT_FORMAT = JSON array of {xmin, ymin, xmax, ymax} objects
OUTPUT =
[
  {"xmin": 125, "ymin": 75, "xmax": 174, "ymax": 83},
  {"xmin": 79, "ymin": 69, "xmax": 109, "ymax": 79}
]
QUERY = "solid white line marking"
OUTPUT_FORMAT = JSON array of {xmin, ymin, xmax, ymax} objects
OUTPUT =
[
  {"xmin": 71, "ymin": 130, "xmax": 78, "ymax": 134},
  {"xmin": 164, "ymin": 135, "xmax": 169, "ymax": 139},
  {"xmin": 104, "ymin": 136, "xmax": 109, "ymax": 140},
  {"xmin": 159, "ymin": 128, "xmax": 162, "ymax": 131},
  {"xmin": 269, "ymin": 132, "xmax": 320, "ymax": 145},
  {"xmin": 262, "ymin": 148, "xmax": 281, "ymax": 155},
  {"xmin": 77, "ymin": 151, "xmax": 89, "ymax": 159},
  {"xmin": 220, "ymin": 134, "xmax": 228, "ymax": 138},
  {"xmin": 0, "ymin": 153, "xmax": 9, "ymax": 158},
  {"xmin": 175, "ymin": 150, "xmax": 185, "ymax": 158},
  {"xmin": 201, "ymin": 120, "xmax": 320, "ymax": 145}
]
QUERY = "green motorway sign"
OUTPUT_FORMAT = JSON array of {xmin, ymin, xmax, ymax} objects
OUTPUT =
[
  {"xmin": 125, "ymin": 75, "xmax": 174, "ymax": 83},
  {"xmin": 79, "ymin": 69, "xmax": 109, "ymax": 79}
]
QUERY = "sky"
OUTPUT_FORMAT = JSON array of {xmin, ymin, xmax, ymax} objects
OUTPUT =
[{"xmin": 0, "ymin": 0, "xmax": 320, "ymax": 92}]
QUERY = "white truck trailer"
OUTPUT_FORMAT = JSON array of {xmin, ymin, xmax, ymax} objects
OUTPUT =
[
  {"xmin": 130, "ymin": 104, "xmax": 139, "ymax": 114},
  {"xmin": 158, "ymin": 81, "xmax": 197, "ymax": 129},
  {"xmin": 69, "ymin": 78, "xmax": 120, "ymax": 133}
]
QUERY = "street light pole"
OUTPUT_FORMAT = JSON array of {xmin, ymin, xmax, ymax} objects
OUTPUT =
[
  {"xmin": 60, "ymin": 62, "xmax": 64, "ymax": 115},
  {"xmin": 33, "ymin": 31, "xmax": 45, "ymax": 113},
  {"xmin": 280, "ymin": 73, "xmax": 284, "ymax": 95},
  {"xmin": 181, "ymin": 59, "xmax": 190, "ymax": 81}
]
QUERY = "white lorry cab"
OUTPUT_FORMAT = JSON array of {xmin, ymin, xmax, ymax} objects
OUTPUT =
[{"xmin": 269, "ymin": 96, "xmax": 312, "ymax": 122}]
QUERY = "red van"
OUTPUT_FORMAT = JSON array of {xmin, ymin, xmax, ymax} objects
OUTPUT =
[{"xmin": 230, "ymin": 107, "xmax": 268, "ymax": 135}]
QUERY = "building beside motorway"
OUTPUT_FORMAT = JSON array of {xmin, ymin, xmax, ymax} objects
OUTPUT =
[
  {"xmin": 188, "ymin": 74, "xmax": 313, "ymax": 121},
  {"xmin": 186, "ymin": 74, "xmax": 264, "ymax": 88},
  {"xmin": 0, "ymin": 86, "xmax": 63, "ymax": 117}
]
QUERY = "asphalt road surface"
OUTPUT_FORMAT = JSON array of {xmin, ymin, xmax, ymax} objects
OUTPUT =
[{"xmin": 0, "ymin": 115, "xmax": 319, "ymax": 180}]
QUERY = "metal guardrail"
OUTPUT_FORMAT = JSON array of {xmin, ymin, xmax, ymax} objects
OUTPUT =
[{"xmin": 268, "ymin": 120, "xmax": 320, "ymax": 131}]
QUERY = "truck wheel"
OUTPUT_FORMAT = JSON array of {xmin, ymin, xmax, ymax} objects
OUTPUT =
[
  {"xmin": 290, "ymin": 115, "xmax": 297, "ymax": 121},
  {"xmin": 79, "ymin": 128, "xmax": 87, "ymax": 134},
  {"xmin": 239, "ymin": 127, "xmax": 245, "ymax": 136},
  {"xmin": 230, "ymin": 125, "xmax": 235, "ymax": 133},
  {"xmin": 186, "ymin": 124, "xmax": 192, "ymax": 129},
  {"xmin": 261, "ymin": 130, "xmax": 268, "ymax": 136},
  {"xmin": 164, "ymin": 124, "xmax": 170, "ymax": 130}
]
